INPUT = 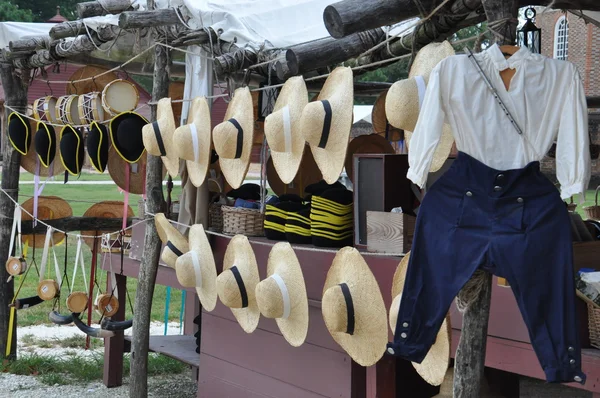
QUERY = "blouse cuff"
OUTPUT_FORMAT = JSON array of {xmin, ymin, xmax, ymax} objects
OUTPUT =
[
  {"xmin": 560, "ymin": 182, "xmax": 587, "ymax": 204},
  {"xmin": 406, "ymin": 168, "xmax": 427, "ymax": 189}
]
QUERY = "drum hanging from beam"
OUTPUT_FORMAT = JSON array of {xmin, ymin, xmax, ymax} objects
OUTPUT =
[
  {"xmin": 78, "ymin": 92, "xmax": 105, "ymax": 124},
  {"xmin": 33, "ymin": 96, "xmax": 59, "ymax": 123},
  {"xmin": 102, "ymin": 79, "xmax": 140, "ymax": 118},
  {"xmin": 57, "ymin": 94, "xmax": 82, "ymax": 126}
]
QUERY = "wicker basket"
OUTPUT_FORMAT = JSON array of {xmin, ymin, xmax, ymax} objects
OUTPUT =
[
  {"xmin": 583, "ymin": 186, "xmax": 600, "ymax": 220},
  {"xmin": 209, "ymin": 202, "xmax": 224, "ymax": 232},
  {"xmin": 222, "ymin": 206, "xmax": 264, "ymax": 236},
  {"xmin": 577, "ymin": 290, "xmax": 600, "ymax": 349}
]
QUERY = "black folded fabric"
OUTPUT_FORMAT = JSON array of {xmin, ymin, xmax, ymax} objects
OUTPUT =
[
  {"xmin": 227, "ymin": 183, "xmax": 266, "ymax": 201},
  {"xmin": 8, "ymin": 112, "xmax": 30, "ymax": 155},
  {"xmin": 34, "ymin": 122, "xmax": 56, "ymax": 167},
  {"xmin": 110, "ymin": 112, "xmax": 148, "ymax": 163},
  {"xmin": 304, "ymin": 180, "xmax": 346, "ymax": 196},
  {"xmin": 285, "ymin": 207, "xmax": 312, "ymax": 244},
  {"xmin": 87, "ymin": 122, "xmax": 109, "ymax": 173},
  {"xmin": 264, "ymin": 201, "xmax": 306, "ymax": 241},
  {"xmin": 59, "ymin": 125, "xmax": 84, "ymax": 176}
]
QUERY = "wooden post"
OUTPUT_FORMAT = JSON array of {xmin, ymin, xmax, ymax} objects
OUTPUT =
[
  {"xmin": 49, "ymin": 21, "xmax": 87, "ymax": 40},
  {"xmin": 103, "ymin": 273, "xmax": 127, "ymax": 387},
  {"xmin": 129, "ymin": 3, "xmax": 171, "ymax": 395},
  {"xmin": 77, "ymin": 0, "xmax": 134, "ymax": 19},
  {"xmin": 453, "ymin": 1, "xmax": 518, "ymax": 397},
  {"xmin": 0, "ymin": 64, "xmax": 28, "ymax": 359}
]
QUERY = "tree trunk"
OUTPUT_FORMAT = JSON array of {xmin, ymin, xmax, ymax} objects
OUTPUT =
[
  {"xmin": 129, "ymin": 5, "xmax": 170, "ymax": 395},
  {"xmin": 77, "ymin": 0, "xmax": 134, "ymax": 19},
  {"xmin": 0, "ymin": 65, "xmax": 28, "ymax": 359},
  {"xmin": 9, "ymin": 37, "xmax": 51, "ymax": 52},
  {"xmin": 119, "ymin": 9, "xmax": 181, "ymax": 29},
  {"xmin": 49, "ymin": 21, "xmax": 87, "ymax": 40}
]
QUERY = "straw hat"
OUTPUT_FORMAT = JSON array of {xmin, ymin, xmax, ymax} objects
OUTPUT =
[
  {"xmin": 173, "ymin": 97, "xmax": 212, "ymax": 188},
  {"xmin": 301, "ymin": 67, "xmax": 354, "ymax": 184},
  {"xmin": 213, "ymin": 87, "xmax": 255, "ymax": 189},
  {"xmin": 322, "ymin": 247, "xmax": 387, "ymax": 367},
  {"xmin": 81, "ymin": 201, "xmax": 134, "ymax": 249},
  {"xmin": 22, "ymin": 120, "xmax": 65, "ymax": 177},
  {"xmin": 389, "ymin": 251, "xmax": 451, "ymax": 386},
  {"xmin": 216, "ymin": 235, "xmax": 260, "ymax": 333},
  {"xmin": 59, "ymin": 125, "xmax": 85, "ymax": 176},
  {"xmin": 255, "ymin": 242, "xmax": 308, "ymax": 347},
  {"xmin": 386, "ymin": 41, "xmax": 455, "ymax": 172},
  {"xmin": 142, "ymin": 98, "xmax": 180, "ymax": 179},
  {"xmin": 264, "ymin": 76, "xmax": 309, "ymax": 184},
  {"xmin": 267, "ymin": 147, "xmax": 322, "ymax": 197},
  {"xmin": 66, "ymin": 65, "xmax": 118, "ymax": 95},
  {"xmin": 371, "ymin": 91, "xmax": 403, "ymax": 142},
  {"xmin": 107, "ymin": 146, "xmax": 152, "ymax": 195},
  {"xmin": 155, "ymin": 212, "xmax": 189, "ymax": 269},
  {"xmin": 87, "ymin": 121, "xmax": 110, "ymax": 173},
  {"xmin": 21, "ymin": 196, "xmax": 72, "ymax": 248},
  {"xmin": 8, "ymin": 112, "xmax": 31, "ymax": 155},
  {"xmin": 110, "ymin": 111, "xmax": 149, "ymax": 164},
  {"xmin": 344, "ymin": 134, "xmax": 395, "ymax": 181},
  {"xmin": 175, "ymin": 224, "xmax": 218, "ymax": 311}
]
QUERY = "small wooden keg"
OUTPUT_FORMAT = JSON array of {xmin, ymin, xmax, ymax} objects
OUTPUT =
[
  {"xmin": 37, "ymin": 279, "xmax": 59, "ymax": 301},
  {"xmin": 95, "ymin": 293, "xmax": 119, "ymax": 317},
  {"xmin": 66, "ymin": 291, "xmax": 88, "ymax": 313},
  {"xmin": 5, "ymin": 257, "xmax": 27, "ymax": 276}
]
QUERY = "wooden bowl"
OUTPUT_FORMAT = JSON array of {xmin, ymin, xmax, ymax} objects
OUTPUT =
[
  {"xmin": 37, "ymin": 279, "xmax": 59, "ymax": 301},
  {"xmin": 95, "ymin": 293, "xmax": 119, "ymax": 317},
  {"xmin": 66, "ymin": 291, "xmax": 89, "ymax": 313},
  {"xmin": 5, "ymin": 257, "xmax": 27, "ymax": 276}
]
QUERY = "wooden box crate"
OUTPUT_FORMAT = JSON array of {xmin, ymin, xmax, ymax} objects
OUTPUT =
[{"xmin": 366, "ymin": 211, "xmax": 415, "ymax": 255}]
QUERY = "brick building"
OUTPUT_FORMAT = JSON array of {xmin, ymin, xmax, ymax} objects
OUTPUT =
[{"xmin": 534, "ymin": 9, "xmax": 600, "ymax": 185}]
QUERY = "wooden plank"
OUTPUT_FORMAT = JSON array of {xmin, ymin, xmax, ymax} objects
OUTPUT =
[
  {"xmin": 147, "ymin": 335, "xmax": 199, "ymax": 367},
  {"xmin": 103, "ymin": 273, "xmax": 127, "ymax": 387},
  {"xmin": 200, "ymin": 312, "xmax": 353, "ymax": 397},
  {"xmin": 366, "ymin": 211, "xmax": 414, "ymax": 255},
  {"xmin": 198, "ymin": 354, "xmax": 327, "ymax": 398},
  {"xmin": 21, "ymin": 216, "xmax": 132, "ymax": 234}
]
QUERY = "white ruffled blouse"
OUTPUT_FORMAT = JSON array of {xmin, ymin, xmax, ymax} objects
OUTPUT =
[{"xmin": 406, "ymin": 43, "xmax": 590, "ymax": 202}]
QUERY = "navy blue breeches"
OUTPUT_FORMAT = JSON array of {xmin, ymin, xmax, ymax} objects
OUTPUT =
[{"xmin": 388, "ymin": 151, "xmax": 586, "ymax": 385}]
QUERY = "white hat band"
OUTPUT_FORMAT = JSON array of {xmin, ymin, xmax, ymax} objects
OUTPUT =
[
  {"xmin": 189, "ymin": 123, "xmax": 200, "ymax": 163},
  {"xmin": 415, "ymin": 75, "xmax": 426, "ymax": 110},
  {"xmin": 270, "ymin": 273, "xmax": 290, "ymax": 319},
  {"xmin": 191, "ymin": 250, "xmax": 202, "ymax": 288}
]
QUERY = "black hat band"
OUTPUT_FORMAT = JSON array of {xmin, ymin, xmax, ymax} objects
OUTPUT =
[
  {"xmin": 339, "ymin": 282, "xmax": 355, "ymax": 335},
  {"xmin": 317, "ymin": 100, "xmax": 332, "ymax": 149},
  {"xmin": 227, "ymin": 118, "xmax": 244, "ymax": 159},
  {"xmin": 152, "ymin": 121, "xmax": 167, "ymax": 157},
  {"xmin": 166, "ymin": 241, "xmax": 183, "ymax": 257},
  {"xmin": 230, "ymin": 265, "xmax": 248, "ymax": 308}
]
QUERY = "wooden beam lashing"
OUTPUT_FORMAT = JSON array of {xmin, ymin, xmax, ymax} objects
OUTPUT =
[
  {"xmin": 9, "ymin": 37, "xmax": 51, "ymax": 53},
  {"xmin": 285, "ymin": 28, "xmax": 384, "ymax": 77},
  {"xmin": 119, "ymin": 9, "xmax": 181, "ymax": 29},
  {"xmin": 50, "ymin": 21, "xmax": 86, "ymax": 40},
  {"xmin": 77, "ymin": 0, "xmax": 134, "ymax": 19},
  {"xmin": 20, "ymin": 217, "xmax": 133, "ymax": 235}
]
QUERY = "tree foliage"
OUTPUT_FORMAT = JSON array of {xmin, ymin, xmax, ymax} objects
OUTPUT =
[
  {"xmin": 0, "ymin": 0, "xmax": 34, "ymax": 22},
  {"xmin": 13, "ymin": 0, "xmax": 78, "ymax": 22}
]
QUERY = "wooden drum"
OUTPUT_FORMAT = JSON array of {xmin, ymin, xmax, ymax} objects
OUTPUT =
[
  {"xmin": 66, "ymin": 291, "xmax": 89, "ymax": 313},
  {"xmin": 78, "ymin": 92, "xmax": 105, "ymax": 124},
  {"xmin": 5, "ymin": 256, "xmax": 27, "ymax": 276},
  {"xmin": 95, "ymin": 293, "xmax": 119, "ymax": 317},
  {"xmin": 57, "ymin": 95, "xmax": 82, "ymax": 126},
  {"xmin": 33, "ymin": 96, "xmax": 58, "ymax": 123},
  {"xmin": 102, "ymin": 79, "xmax": 139, "ymax": 118},
  {"xmin": 38, "ymin": 279, "xmax": 59, "ymax": 301}
]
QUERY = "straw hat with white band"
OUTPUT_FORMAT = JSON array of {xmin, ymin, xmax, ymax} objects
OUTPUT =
[
  {"xmin": 255, "ymin": 242, "xmax": 309, "ymax": 347},
  {"xmin": 300, "ymin": 66, "xmax": 354, "ymax": 184},
  {"xmin": 264, "ymin": 76, "xmax": 309, "ymax": 184},
  {"xmin": 322, "ymin": 247, "xmax": 388, "ymax": 367},
  {"xmin": 385, "ymin": 41, "xmax": 455, "ymax": 172},
  {"xmin": 175, "ymin": 224, "xmax": 218, "ymax": 311},
  {"xmin": 154, "ymin": 213, "xmax": 189, "ymax": 269},
  {"xmin": 216, "ymin": 235, "xmax": 260, "ymax": 333},
  {"xmin": 173, "ymin": 97, "xmax": 212, "ymax": 188},
  {"xmin": 389, "ymin": 251, "xmax": 451, "ymax": 386},
  {"xmin": 213, "ymin": 87, "xmax": 255, "ymax": 189},
  {"xmin": 142, "ymin": 98, "xmax": 180, "ymax": 178}
]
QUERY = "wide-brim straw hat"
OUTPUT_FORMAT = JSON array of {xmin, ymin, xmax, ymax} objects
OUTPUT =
[
  {"xmin": 213, "ymin": 87, "xmax": 255, "ymax": 189},
  {"xmin": 173, "ymin": 97, "xmax": 212, "ymax": 188},
  {"xmin": 389, "ymin": 251, "xmax": 451, "ymax": 386},
  {"xmin": 155, "ymin": 213, "xmax": 189, "ymax": 269},
  {"xmin": 322, "ymin": 247, "xmax": 387, "ymax": 367},
  {"xmin": 404, "ymin": 125, "xmax": 454, "ymax": 173},
  {"xmin": 255, "ymin": 242, "xmax": 308, "ymax": 347},
  {"xmin": 81, "ymin": 201, "xmax": 134, "ymax": 249},
  {"xmin": 267, "ymin": 143, "xmax": 322, "ymax": 198},
  {"xmin": 107, "ymin": 146, "xmax": 149, "ymax": 195},
  {"xmin": 175, "ymin": 224, "xmax": 218, "ymax": 311},
  {"xmin": 142, "ymin": 98, "xmax": 180, "ymax": 178},
  {"xmin": 66, "ymin": 65, "xmax": 118, "ymax": 95},
  {"xmin": 21, "ymin": 120, "xmax": 65, "ymax": 177},
  {"xmin": 301, "ymin": 66, "xmax": 354, "ymax": 184},
  {"xmin": 344, "ymin": 134, "xmax": 395, "ymax": 181},
  {"xmin": 264, "ymin": 76, "xmax": 309, "ymax": 184},
  {"xmin": 371, "ymin": 91, "xmax": 403, "ymax": 142},
  {"xmin": 216, "ymin": 235, "xmax": 260, "ymax": 333},
  {"xmin": 21, "ymin": 196, "xmax": 72, "ymax": 248}
]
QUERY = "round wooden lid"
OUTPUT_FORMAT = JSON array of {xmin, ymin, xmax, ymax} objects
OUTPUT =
[
  {"xmin": 95, "ymin": 293, "xmax": 119, "ymax": 317},
  {"xmin": 67, "ymin": 291, "xmax": 89, "ymax": 313},
  {"xmin": 6, "ymin": 257, "xmax": 26, "ymax": 276},
  {"xmin": 37, "ymin": 279, "xmax": 59, "ymax": 301}
]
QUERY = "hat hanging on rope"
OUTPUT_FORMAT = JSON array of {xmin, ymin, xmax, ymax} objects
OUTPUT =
[
  {"xmin": 389, "ymin": 251, "xmax": 451, "ymax": 386},
  {"xmin": 155, "ymin": 213, "xmax": 189, "ymax": 269},
  {"xmin": 81, "ymin": 201, "xmax": 134, "ymax": 249},
  {"xmin": 59, "ymin": 125, "xmax": 85, "ymax": 176},
  {"xmin": 110, "ymin": 111, "xmax": 149, "ymax": 164},
  {"xmin": 386, "ymin": 41, "xmax": 455, "ymax": 173},
  {"xmin": 21, "ymin": 196, "xmax": 72, "ymax": 249},
  {"xmin": 216, "ymin": 234, "xmax": 260, "ymax": 333},
  {"xmin": 264, "ymin": 76, "xmax": 309, "ymax": 185},
  {"xmin": 371, "ymin": 90, "xmax": 403, "ymax": 142},
  {"xmin": 8, "ymin": 112, "xmax": 31, "ymax": 155},
  {"xmin": 107, "ymin": 147, "xmax": 155, "ymax": 195},
  {"xmin": 322, "ymin": 247, "xmax": 388, "ymax": 367},
  {"xmin": 255, "ymin": 242, "xmax": 309, "ymax": 347},
  {"xmin": 21, "ymin": 119, "xmax": 65, "ymax": 177},
  {"xmin": 344, "ymin": 134, "xmax": 395, "ymax": 182},
  {"xmin": 142, "ymin": 98, "xmax": 180, "ymax": 178},
  {"xmin": 175, "ymin": 224, "xmax": 218, "ymax": 311},
  {"xmin": 300, "ymin": 66, "xmax": 354, "ymax": 184},
  {"xmin": 213, "ymin": 87, "xmax": 255, "ymax": 189},
  {"xmin": 87, "ymin": 121, "xmax": 110, "ymax": 173},
  {"xmin": 173, "ymin": 96, "xmax": 212, "ymax": 188},
  {"xmin": 34, "ymin": 122, "xmax": 57, "ymax": 168}
]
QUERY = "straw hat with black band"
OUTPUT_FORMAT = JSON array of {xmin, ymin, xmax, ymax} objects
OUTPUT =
[
  {"xmin": 81, "ymin": 201, "xmax": 134, "ymax": 249},
  {"xmin": 87, "ymin": 121, "xmax": 110, "ymax": 173},
  {"xmin": 255, "ymin": 242, "xmax": 309, "ymax": 347},
  {"xmin": 59, "ymin": 125, "xmax": 85, "ymax": 176},
  {"xmin": 301, "ymin": 66, "xmax": 354, "ymax": 184},
  {"xmin": 216, "ymin": 235, "xmax": 260, "ymax": 333},
  {"xmin": 344, "ymin": 134, "xmax": 395, "ymax": 182},
  {"xmin": 388, "ymin": 251, "xmax": 451, "ymax": 386},
  {"xmin": 173, "ymin": 97, "xmax": 212, "ymax": 187},
  {"xmin": 386, "ymin": 41, "xmax": 455, "ymax": 173},
  {"xmin": 213, "ymin": 87, "xmax": 255, "ymax": 189},
  {"xmin": 175, "ymin": 224, "xmax": 218, "ymax": 312},
  {"xmin": 155, "ymin": 212, "xmax": 189, "ymax": 269},
  {"xmin": 142, "ymin": 98, "xmax": 180, "ymax": 178},
  {"xmin": 8, "ymin": 112, "xmax": 31, "ymax": 155},
  {"xmin": 21, "ymin": 120, "xmax": 65, "ymax": 177},
  {"xmin": 110, "ymin": 111, "xmax": 149, "ymax": 164},
  {"xmin": 21, "ymin": 196, "xmax": 72, "ymax": 248},
  {"xmin": 264, "ymin": 76, "xmax": 308, "ymax": 184},
  {"xmin": 322, "ymin": 247, "xmax": 388, "ymax": 367}
]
